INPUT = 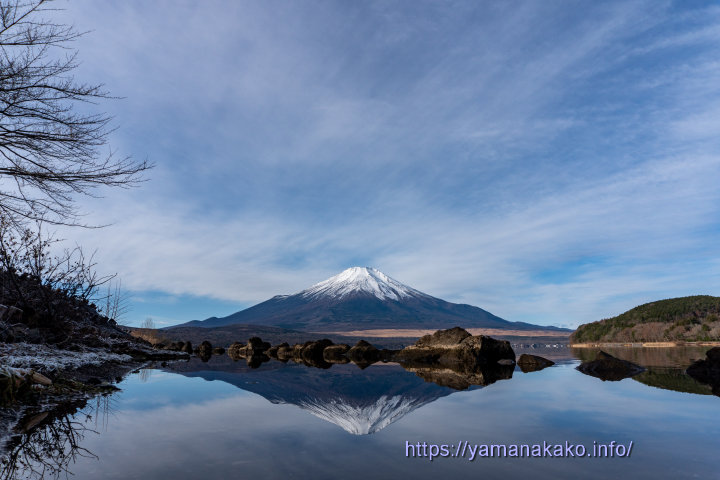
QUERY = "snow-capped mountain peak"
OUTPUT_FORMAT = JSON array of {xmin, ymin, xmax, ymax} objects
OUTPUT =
[
  {"xmin": 297, "ymin": 394, "xmax": 429, "ymax": 435},
  {"xmin": 299, "ymin": 267, "xmax": 427, "ymax": 302}
]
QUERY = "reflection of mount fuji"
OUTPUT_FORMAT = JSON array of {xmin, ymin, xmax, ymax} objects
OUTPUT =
[{"xmin": 163, "ymin": 356, "xmax": 474, "ymax": 435}]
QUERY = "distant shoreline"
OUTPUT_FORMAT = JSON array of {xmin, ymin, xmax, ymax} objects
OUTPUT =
[
  {"xmin": 571, "ymin": 342, "xmax": 720, "ymax": 348},
  {"xmin": 313, "ymin": 328, "xmax": 571, "ymax": 339}
]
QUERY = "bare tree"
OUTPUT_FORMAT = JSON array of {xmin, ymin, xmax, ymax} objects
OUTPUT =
[
  {"xmin": 0, "ymin": 0, "xmax": 151, "ymax": 226},
  {"xmin": 140, "ymin": 316, "xmax": 155, "ymax": 329},
  {"xmin": 99, "ymin": 278, "xmax": 130, "ymax": 323}
]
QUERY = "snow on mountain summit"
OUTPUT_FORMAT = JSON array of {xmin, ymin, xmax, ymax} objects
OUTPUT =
[{"xmin": 299, "ymin": 267, "xmax": 428, "ymax": 302}]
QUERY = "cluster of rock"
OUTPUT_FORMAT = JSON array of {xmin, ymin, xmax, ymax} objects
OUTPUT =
[
  {"xmin": 392, "ymin": 327, "xmax": 518, "ymax": 389},
  {"xmin": 686, "ymin": 347, "xmax": 720, "ymax": 395},
  {"xmin": 215, "ymin": 327, "xmax": 557, "ymax": 390},
  {"xmin": 224, "ymin": 337, "xmax": 395, "ymax": 370}
]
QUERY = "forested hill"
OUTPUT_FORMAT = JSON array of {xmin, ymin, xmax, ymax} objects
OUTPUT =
[{"xmin": 571, "ymin": 296, "xmax": 720, "ymax": 344}]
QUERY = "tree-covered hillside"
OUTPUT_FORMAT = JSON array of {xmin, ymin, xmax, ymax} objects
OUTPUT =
[{"xmin": 571, "ymin": 296, "xmax": 720, "ymax": 344}]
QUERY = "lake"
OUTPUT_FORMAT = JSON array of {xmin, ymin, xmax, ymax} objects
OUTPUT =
[{"xmin": 2, "ymin": 346, "xmax": 718, "ymax": 479}]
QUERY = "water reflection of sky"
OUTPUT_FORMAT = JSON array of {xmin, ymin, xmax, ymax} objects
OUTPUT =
[{"xmin": 15, "ymin": 360, "xmax": 720, "ymax": 479}]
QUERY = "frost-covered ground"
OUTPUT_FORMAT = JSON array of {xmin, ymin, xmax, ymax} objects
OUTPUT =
[{"xmin": 0, "ymin": 343, "xmax": 131, "ymax": 375}]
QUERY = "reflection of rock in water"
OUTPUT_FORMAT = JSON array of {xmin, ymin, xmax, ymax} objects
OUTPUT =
[
  {"xmin": 405, "ymin": 364, "xmax": 514, "ymax": 390},
  {"xmin": 245, "ymin": 354, "xmax": 270, "ymax": 369},
  {"xmin": 570, "ymin": 346, "xmax": 712, "ymax": 369},
  {"xmin": 165, "ymin": 328, "xmax": 523, "ymax": 434},
  {"xmin": 633, "ymin": 367, "xmax": 714, "ymax": 396},
  {"xmin": 686, "ymin": 347, "xmax": 720, "ymax": 396},
  {"xmin": 577, "ymin": 351, "xmax": 645, "ymax": 381},
  {"xmin": 164, "ymin": 357, "xmax": 468, "ymax": 435}
]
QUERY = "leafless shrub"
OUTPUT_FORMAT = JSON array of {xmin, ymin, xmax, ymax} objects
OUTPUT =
[{"xmin": 0, "ymin": 216, "xmax": 114, "ymax": 330}]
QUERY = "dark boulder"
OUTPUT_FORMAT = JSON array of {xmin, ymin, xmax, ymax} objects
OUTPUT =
[
  {"xmin": 266, "ymin": 342, "xmax": 288, "ymax": 360},
  {"xmin": 227, "ymin": 342, "xmax": 246, "ymax": 360},
  {"xmin": 182, "ymin": 341, "xmax": 193, "ymax": 354},
  {"xmin": 323, "ymin": 344, "xmax": 350, "ymax": 363},
  {"xmin": 212, "ymin": 347, "xmax": 225, "ymax": 355},
  {"xmin": 394, "ymin": 328, "xmax": 515, "ymax": 369},
  {"xmin": 197, "ymin": 341, "xmax": 213, "ymax": 361},
  {"xmin": 198, "ymin": 340, "xmax": 213, "ymax": 355},
  {"xmin": 415, "ymin": 326, "xmax": 471, "ymax": 347},
  {"xmin": 687, "ymin": 347, "xmax": 720, "ymax": 396},
  {"xmin": 275, "ymin": 343, "xmax": 294, "ymax": 361},
  {"xmin": 576, "ymin": 351, "xmax": 645, "ymax": 381},
  {"xmin": 301, "ymin": 339, "xmax": 334, "ymax": 364},
  {"xmin": 517, "ymin": 354, "xmax": 555, "ymax": 373},
  {"xmin": 165, "ymin": 341, "xmax": 184, "ymax": 351},
  {"xmin": 346, "ymin": 340, "xmax": 381, "ymax": 369},
  {"xmin": 246, "ymin": 337, "xmax": 271, "ymax": 355}
]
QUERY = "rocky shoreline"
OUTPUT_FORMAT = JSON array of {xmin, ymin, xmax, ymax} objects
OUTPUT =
[
  {"xmin": 0, "ymin": 297, "xmax": 190, "ymax": 458},
  {"xmin": 0, "ymin": 323, "xmax": 569, "ymax": 461}
]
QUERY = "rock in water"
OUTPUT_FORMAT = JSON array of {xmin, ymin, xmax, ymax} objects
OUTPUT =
[
  {"xmin": 576, "ymin": 351, "xmax": 645, "ymax": 381},
  {"xmin": 323, "ymin": 344, "xmax": 350, "ymax": 364},
  {"xmin": 301, "ymin": 339, "xmax": 334, "ymax": 365},
  {"xmin": 686, "ymin": 347, "xmax": 720, "ymax": 396},
  {"xmin": 394, "ymin": 327, "xmax": 515, "ymax": 368},
  {"xmin": 197, "ymin": 341, "xmax": 213, "ymax": 361},
  {"xmin": 415, "ymin": 326, "xmax": 471, "ymax": 347},
  {"xmin": 346, "ymin": 340, "xmax": 381, "ymax": 369},
  {"xmin": 266, "ymin": 342, "xmax": 288, "ymax": 360},
  {"xmin": 246, "ymin": 337, "xmax": 271, "ymax": 355},
  {"xmin": 392, "ymin": 327, "xmax": 516, "ymax": 389},
  {"xmin": 227, "ymin": 342, "xmax": 246, "ymax": 360},
  {"xmin": 275, "ymin": 343, "xmax": 295, "ymax": 361},
  {"xmin": 517, "ymin": 354, "xmax": 555, "ymax": 373}
]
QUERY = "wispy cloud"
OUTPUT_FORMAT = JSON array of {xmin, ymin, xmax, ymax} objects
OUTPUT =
[{"xmin": 47, "ymin": 0, "xmax": 720, "ymax": 327}]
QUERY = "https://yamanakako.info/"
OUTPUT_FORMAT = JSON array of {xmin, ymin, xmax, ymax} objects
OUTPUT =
[{"xmin": 405, "ymin": 440, "xmax": 633, "ymax": 461}]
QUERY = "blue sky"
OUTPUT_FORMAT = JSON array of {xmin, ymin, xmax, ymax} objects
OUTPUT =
[{"xmin": 48, "ymin": 0, "xmax": 720, "ymax": 328}]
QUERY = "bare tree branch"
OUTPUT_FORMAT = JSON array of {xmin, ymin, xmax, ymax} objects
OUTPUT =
[{"xmin": 0, "ymin": 0, "xmax": 152, "ymax": 226}]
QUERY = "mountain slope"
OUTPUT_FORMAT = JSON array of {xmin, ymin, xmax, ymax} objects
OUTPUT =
[
  {"xmin": 571, "ymin": 295, "xmax": 720, "ymax": 344},
  {"xmin": 176, "ymin": 267, "xmax": 566, "ymax": 332}
]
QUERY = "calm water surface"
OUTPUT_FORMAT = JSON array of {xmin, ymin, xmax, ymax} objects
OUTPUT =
[{"xmin": 3, "ymin": 347, "xmax": 718, "ymax": 479}]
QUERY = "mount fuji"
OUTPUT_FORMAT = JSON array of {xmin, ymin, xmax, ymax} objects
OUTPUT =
[
  {"xmin": 165, "ymin": 357, "xmax": 464, "ymax": 435},
  {"xmin": 176, "ymin": 267, "xmax": 562, "ymax": 332}
]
